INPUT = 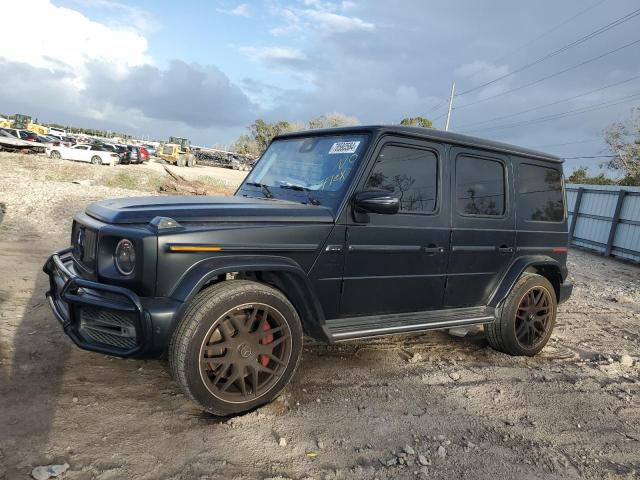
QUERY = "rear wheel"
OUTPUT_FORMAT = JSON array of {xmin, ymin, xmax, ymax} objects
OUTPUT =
[
  {"xmin": 50, "ymin": 150, "xmax": 61, "ymax": 159},
  {"xmin": 176, "ymin": 155, "xmax": 186, "ymax": 167},
  {"xmin": 90, "ymin": 155, "xmax": 102, "ymax": 165},
  {"xmin": 485, "ymin": 273, "xmax": 556, "ymax": 356},
  {"xmin": 169, "ymin": 280, "xmax": 303, "ymax": 416},
  {"xmin": 186, "ymin": 155, "xmax": 195, "ymax": 167}
]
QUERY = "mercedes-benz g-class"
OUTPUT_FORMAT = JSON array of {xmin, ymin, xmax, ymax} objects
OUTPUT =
[{"xmin": 44, "ymin": 126, "xmax": 572, "ymax": 415}]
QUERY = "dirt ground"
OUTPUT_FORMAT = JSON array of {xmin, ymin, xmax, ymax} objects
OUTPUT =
[{"xmin": 0, "ymin": 152, "xmax": 639, "ymax": 480}]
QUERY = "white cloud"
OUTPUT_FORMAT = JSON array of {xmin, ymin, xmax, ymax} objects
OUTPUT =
[
  {"xmin": 269, "ymin": 8, "xmax": 303, "ymax": 36},
  {"xmin": 71, "ymin": 0, "xmax": 158, "ymax": 33},
  {"xmin": 340, "ymin": 1, "xmax": 357, "ymax": 11},
  {"xmin": 218, "ymin": 3, "xmax": 250, "ymax": 17},
  {"xmin": 268, "ymin": 2, "xmax": 373, "ymax": 37},
  {"xmin": 240, "ymin": 46, "xmax": 306, "ymax": 63},
  {"xmin": 0, "ymin": 0, "xmax": 255, "ymax": 141},
  {"xmin": 303, "ymin": 9, "xmax": 374, "ymax": 33},
  {"xmin": 0, "ymin": 0, "xmax": 150, "ymax": 86}
]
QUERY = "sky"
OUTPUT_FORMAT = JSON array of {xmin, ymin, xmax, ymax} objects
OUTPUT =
[{"xmin": 1, "ymin": 0, "xmax": 639, "ymax": 173}]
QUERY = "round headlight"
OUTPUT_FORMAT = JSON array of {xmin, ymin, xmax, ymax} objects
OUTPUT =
[{"xmin": 115, "ymin": 239, "xmax": 136, "ymax": 275}]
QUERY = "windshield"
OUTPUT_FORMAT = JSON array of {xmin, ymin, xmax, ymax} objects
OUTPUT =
[{"xmin": 238, "ymin": 134, "xmax": 369, "ymax": 209}]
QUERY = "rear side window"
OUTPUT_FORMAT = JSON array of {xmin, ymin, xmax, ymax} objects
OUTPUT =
[
  {"xmin": 519, "ymin": 163, "xmax": 564, "ymax": 222},
  {"xmin": 364, "ymin": 145, "xmax": 438, "ymax": 213},
  {"xmin": 456, "ymin": 156, "xmax": 505, "ymax": 216}
]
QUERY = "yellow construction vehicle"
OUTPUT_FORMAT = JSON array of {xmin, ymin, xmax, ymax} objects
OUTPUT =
[
  {"xmin": 157, "ymin": 136, "xmax": 196, "ymax": 167},
  {"xmin": 0, "ymin": 117, "xmax": 11, "ymax": 128},
  {"xmin": 11, "ymin": 114, "xmax": 49, "ymax": 135}
]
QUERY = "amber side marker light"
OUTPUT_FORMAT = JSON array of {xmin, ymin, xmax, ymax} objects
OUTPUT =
[
  {"xmin": 168, "ymin": 245, "xmax": 222, "ymax": 252},
  {"xmin": 552, "ymin": 247, "xmax": 568, "ymax": 253}
]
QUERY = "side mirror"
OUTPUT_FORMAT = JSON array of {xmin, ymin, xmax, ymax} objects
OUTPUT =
[{"xmin": 354, "ymin": 190, "xmax": 400, "ymax": 215}]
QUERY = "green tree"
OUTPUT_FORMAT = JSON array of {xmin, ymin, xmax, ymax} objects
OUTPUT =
[
  {"xmin": 604, "ymin": 107, "xmax": 640, "ymax": 180},
  {"xmin": 566, "ymin": 166, "xmax": 615, "ymax": 185},
  {"xmin": 400, "ymin": 116, "xmax": 433, "ymax": 129},
  {"xmin": 308, "ymin": 113, "xmax": 360, "ymax": 129},
  {"xmin": 233, "ymin": 119, "xmax": 301, "ymax": 156}
]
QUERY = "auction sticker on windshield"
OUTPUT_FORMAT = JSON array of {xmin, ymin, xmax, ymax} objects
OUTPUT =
[{"xmin": 329, "ymin": 141, "xmax": 360, "ymax": 154}]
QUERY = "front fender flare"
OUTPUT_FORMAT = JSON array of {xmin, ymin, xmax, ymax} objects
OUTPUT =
[
  {"xmin": 488, "ymin": 255, "xmax": 566, "ymax": 308},
  {"xmin": 169, "ymin": 254, "xmax": 330, "ymax": 342}
]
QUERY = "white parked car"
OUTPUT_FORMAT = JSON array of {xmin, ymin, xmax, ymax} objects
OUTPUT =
[
  {"xmin": 49, "ymin": 127, "xmax": 66, "ymax": 136},
  {"xmin": 47, "ymin": 144, "xmax": 119, "ymax": 165}
]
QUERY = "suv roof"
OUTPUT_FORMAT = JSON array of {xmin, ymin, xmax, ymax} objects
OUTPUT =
[{"xmin": 274, "ymin": 125, "xmax": 562, "ymax": 163}]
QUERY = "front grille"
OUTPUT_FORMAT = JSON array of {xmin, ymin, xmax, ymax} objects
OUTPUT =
[
  {"xmin": 71, "ymin": 221, "xmax": 97, "ymax": 270},
  {"xmin": 78, "ymin": 306, "xmax": 138, "ymax": 351}
]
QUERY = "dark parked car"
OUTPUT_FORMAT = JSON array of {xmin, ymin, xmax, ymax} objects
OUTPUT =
[
  {"xmin": 93, "ymin": 142, "xmax": 129, "ymax": 163},
  {"xmin": 142, "ymin": 144, "xmax": 157, "ymax": 156},
  {"xmin": 44, "ymin": 125, "xmax": 572, "ymax": 415},
  {"xmin": 124, "ymin": 145, "xmax": 149, "ymax": 164}
]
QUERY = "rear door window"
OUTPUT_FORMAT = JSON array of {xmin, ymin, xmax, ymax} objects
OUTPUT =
[
  {"xmin": 456, "ymin": 156, "xmax": 505, "ymax": 216},
  {"xmin": 518, "ymin": 164, "xmax": 564, "ymax": 222}
]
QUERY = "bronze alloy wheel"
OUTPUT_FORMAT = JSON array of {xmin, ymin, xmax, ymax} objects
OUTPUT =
[
  {"xmin": 198, "ymin": 303, "xmax": 292, "ymax": 404},
  {"xmin": 514, "ymin": 286, "xmax": 553, "ymax": 349}
]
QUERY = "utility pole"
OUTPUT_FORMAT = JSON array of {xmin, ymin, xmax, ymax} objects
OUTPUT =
[{"xmin": 445, "ymin": 81, "xmax": 455, "ymax": 131}]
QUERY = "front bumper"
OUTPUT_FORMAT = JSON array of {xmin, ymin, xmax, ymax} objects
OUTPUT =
[{"xmin": 43, "ymin": 248, "xmax": 180, "ymax": 357}]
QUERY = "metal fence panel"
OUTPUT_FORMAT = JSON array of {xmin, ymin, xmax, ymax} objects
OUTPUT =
[{"xmin": 566, "ymin": 184, "xmax": 640, "ymax": 262}]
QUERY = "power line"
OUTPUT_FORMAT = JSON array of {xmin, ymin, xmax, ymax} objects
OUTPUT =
[
  {"xmin": 456, "ymin": 6, "xmax": 640, "ymax": 97},
  {"xmin": 456, "ymin": 74, "xmax": 640, "ymax": 129},
  {"xmin": 427, "ymin": 99, "xmax": 448, "ymax": 115},
  {"xmin": 532, "ymin": 138, "xmax": 602, "ymax": 149},
  {"xmin": 491, "ymin": 0, "xmax": 607, "ymax": 65},
  {"xmin": 455, "ymin": 37, "xmax": 640, "ymax": 109},
  {"xmin": 460, "ymin": 91, "xmax": 640, "ymax": 134}
]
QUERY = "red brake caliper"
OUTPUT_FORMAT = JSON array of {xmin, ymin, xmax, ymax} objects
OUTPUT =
[{"xmin": 258, "ymin": 316, "xmax": 273, "ymax": 367}]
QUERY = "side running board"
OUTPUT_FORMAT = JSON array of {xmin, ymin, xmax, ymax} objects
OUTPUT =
[{"xmin": 326, "ymin": 306, "xmax": 495, "ymax": 342}]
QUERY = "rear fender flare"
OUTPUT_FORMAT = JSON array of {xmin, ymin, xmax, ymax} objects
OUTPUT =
[
  {"xmin": 488, "ymin": 255, "xmax": 565, "ymax": 308},
  {"xmin": 169, "ymin": 255, "xmax": 329, "ymax": 342}
]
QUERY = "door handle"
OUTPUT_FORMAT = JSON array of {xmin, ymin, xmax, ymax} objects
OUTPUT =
[
  {"xmin": 423, "ymin": 244, "xmax": 445, "ymax": 255},
  {"xmin": 498, "ymin": 245, "xmax": 514, "ymax": 254}
]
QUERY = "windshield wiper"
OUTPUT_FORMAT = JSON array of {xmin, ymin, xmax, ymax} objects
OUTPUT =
[
  {"xmin": 279, "ymin": 184, "xmax": 321, "ymax": 205},
  {"xmin": 245, "ymin": 182, "xmax": 273, "ymax": 199}
]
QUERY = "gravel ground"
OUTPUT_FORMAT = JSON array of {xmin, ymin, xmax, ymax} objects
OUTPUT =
[{"xmin": 0, "ymin": 152, "xmax": 639, "ymax": 480}]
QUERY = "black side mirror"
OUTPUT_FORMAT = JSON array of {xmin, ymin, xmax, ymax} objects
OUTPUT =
[{"xmin": 354, "ymin": 190, "xmax": 400, "ymax": 215}]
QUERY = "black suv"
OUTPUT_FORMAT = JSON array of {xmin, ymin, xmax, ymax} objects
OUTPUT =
[{"xmin": 44, "ymin": 126, "xmax": 572, "ymax": 415}]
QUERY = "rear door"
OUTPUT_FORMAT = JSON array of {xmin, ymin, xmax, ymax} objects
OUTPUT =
[
  {"xmin": 444, "ymin": 148, "xmax": 516, "ymax": 308},
  {"xmin": 339, "ymin": 137, "xmax": 450, "ymax": 317}
]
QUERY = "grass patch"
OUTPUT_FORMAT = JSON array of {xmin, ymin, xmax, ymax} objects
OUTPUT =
[
  {"xmin": 196, "ymin": 176, "xmax": 235, "ymax": 195},
  {"xmin": 99, "ymin": 170, "xmax": 165, "ymax": 192},
  {"xmin": 101, "ymin": 171, "xmax": 139, "ymax": 190}
]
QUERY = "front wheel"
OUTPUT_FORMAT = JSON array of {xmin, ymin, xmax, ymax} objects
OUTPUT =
[
  {"xmin": 50, "ymin": 150, "xmax": 61, "ymax": 159},
  {"xmin": 169, "ymin": 280, "xmax": 303, "ymax": 416},
  {"xmin": 485, "ymin": 273, "xmax": 557, "ymax": 356}
]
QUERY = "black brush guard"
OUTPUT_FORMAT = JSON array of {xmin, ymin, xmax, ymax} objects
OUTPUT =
[{"xmin": 43, "ymin": 247, "xmax": 152, "ymax": 357}]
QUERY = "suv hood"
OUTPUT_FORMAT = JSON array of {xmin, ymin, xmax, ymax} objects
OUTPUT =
[{"xmin": 85, "ymin": 195, "xmax": 335, "ymax": 224}]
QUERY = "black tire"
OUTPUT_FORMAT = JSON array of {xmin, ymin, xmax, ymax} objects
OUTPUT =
[
  {"xmin": 50, "ymin": 150, "xmax": 61, "ymax": 159},
  {"xmin": 485, "ymin": 273, "xmax": 557, "ymax": 356},
  {"xmin": 176, "ymin": 155, "xmax": 186, "ymax": 167},
  {"xmin": 186, "ymin": 155, "xmax": 195, "ymax": 167},
  {"xmin": 169, "ymin": 280, "xmax": 303, "ymax": 416},
  {"xmin": 91, "ymin": 155, "xmax": 102, "ymax": 165}
]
